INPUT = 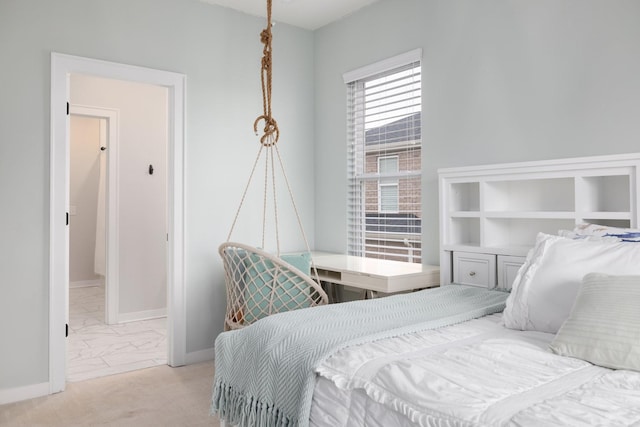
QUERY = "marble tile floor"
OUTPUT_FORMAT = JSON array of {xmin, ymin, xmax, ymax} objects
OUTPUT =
[{"xmin": 67, "ymin": 284, "xmax": 167, "ymax": 383}]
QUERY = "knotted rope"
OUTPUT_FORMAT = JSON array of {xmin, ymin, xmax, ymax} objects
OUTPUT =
[
  {"xmin": 225, "ymin": 0, "xmax": 318, "ymax": 285},
  {"xmin": 253, "ymin": 0, "xmax": 279, "ymax": 146}
]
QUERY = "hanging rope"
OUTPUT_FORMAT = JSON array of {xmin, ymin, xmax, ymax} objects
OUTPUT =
[
  {"xmin": 253, "ymin": 0, "xmax": 279, "ymax": 147},
  {"xmin": 220, "ymin": 0, "xmax": 327, "ymax": 331},
  {"xmin": 225, "ymin": 0, "xmax": 317, "ymax": 272}
]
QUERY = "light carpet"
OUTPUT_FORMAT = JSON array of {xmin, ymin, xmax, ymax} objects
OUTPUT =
[{"xmin": 0, "ymin": 361, "xmax": 220, "ymax": 427}]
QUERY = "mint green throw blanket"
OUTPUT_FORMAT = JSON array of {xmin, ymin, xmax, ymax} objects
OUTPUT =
[{"xmin": 211, "ymin": 285, "xmax": 509, "ymax": 427}]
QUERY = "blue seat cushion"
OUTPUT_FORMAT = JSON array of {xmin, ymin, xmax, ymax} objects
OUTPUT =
[{"xmin": 243, "ymin": 252, "xmax": 312, "ymax": 324}]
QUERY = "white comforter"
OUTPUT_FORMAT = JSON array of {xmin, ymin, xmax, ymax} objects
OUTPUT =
[{"xmin": 310, "ymin": 315, "xmax": 640, "ymax": 427}]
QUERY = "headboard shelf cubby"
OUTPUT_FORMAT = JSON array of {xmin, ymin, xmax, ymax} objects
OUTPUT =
[{"xmin": 439, "ymin": 153, "xmax": 640, "ymax": 288}]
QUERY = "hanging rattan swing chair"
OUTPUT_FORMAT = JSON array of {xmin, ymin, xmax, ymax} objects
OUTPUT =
[{"xmin": 219, "ymin": 0, "xmax": 328, "ymax": 331}]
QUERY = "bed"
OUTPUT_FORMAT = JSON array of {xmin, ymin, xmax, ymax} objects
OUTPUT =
[
  {"xmin": 212, "ymin": 232, "xmax": 640, "ymax": 426},
  {"xmin": 211, "ymin": 154, "xmax": 640, "ymax": 427},
  {"xmin": 310, "ymin": 311, "xmax": 640, "ymax": 426}
]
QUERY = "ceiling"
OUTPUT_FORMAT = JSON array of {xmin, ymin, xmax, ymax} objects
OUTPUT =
[{"xmin": 198, "ymin": 0, "xmax": 381, "ymax": 30}]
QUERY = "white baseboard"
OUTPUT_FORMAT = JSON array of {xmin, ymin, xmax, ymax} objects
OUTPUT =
[
  {"xmin": 0, "ymin": 382, "xmax": 50, "ymax": 405},
  {"xmin": 69, "ymin": 279, "xmax": 102, "ymax": 288},
  {"xmin": 184, "ymin": 347, "xmax": 214, "ymax": 365},
  {"xmin": 117, "ymin": 308, "xmax": 167, "ymax": 323}
]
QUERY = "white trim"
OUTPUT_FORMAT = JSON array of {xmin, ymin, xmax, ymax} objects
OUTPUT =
[
  {"xmin": 185, "ymin": 347, "xmax": 215, "ymax": 365},
  {"xmin": 70, "ymin": 105, "xmax": 120, "ymax": 325},
  {"xmin": 438, "ymin": 152, "xmax": 640, "ymax": 177},
  {"xmin": 50, "ymin": 53, "xmax": 187, "ymax": 395},
  {"xmin": 69, "ymin": 279, "xmax": 102, "ymax": 288},
  {"xmin": 343, "ymin": 48, "xmax": 422, "ymax": 83},
  {"xmin": 117, "ymin": 308, "xmax": 167, "ymax": 323},
  {"xmin": 0, "ymin": 382, "xmax": 50, "ymax": 405}
]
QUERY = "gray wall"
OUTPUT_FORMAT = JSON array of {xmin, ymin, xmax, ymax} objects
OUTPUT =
[
  {"xmin": 314, "ymin": 0, "xmax": 640, "ymax": 264},
  {"xmin": 0, "ymin": 0, "xmax": 315, "ymax": 389}
]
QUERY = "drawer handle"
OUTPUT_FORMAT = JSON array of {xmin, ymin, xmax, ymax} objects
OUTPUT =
[{"xmin": 468, "ymin": 271, "xmax": 476, "ymax": 277}]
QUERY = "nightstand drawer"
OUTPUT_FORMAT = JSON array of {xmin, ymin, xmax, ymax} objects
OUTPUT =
[
  {"xmin": 453, "ymin": 252, "xmax": 496, "ymax": 288},
  {"xmin": 497, "ymin": 255, "xmax": 526, "ymax": 290}
]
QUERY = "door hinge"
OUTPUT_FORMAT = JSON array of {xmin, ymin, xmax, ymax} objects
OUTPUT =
[
  {"xmin": 66, "ymin": 102, "xmax": 69, "ymax": 115},
  {"xmin": 65, "ymin": 323, "xmax": 69, "ymax": 337},
  {"xmin": 66, "ymin": 212, "xmax": 69, "ymax": 226}
]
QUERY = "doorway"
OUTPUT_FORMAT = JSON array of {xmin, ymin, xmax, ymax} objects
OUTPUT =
[
  {"xmin": 50, "ymin": 53, "xmax": 186, "ymax": 394},
  {"xmin": 67, "ymin": 97, "xmax": 168, "ymax": 382}
]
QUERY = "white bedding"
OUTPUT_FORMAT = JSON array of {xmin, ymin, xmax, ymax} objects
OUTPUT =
[{"xmin": 310, "ymin": 314, "xmax": 640, "ymax": 426}]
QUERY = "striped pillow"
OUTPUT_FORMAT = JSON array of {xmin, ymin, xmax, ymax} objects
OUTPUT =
[
  {"xmin": 570, "ymin": 223, "xmax": 640, "ymax": 242},
  {"xmin": 550, "ymin": 273, "xmax": 640, "ymax": 372}
]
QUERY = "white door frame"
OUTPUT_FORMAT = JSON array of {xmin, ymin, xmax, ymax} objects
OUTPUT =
[
  {"xmin": 69, "ymin": 105, "xmax": 120, "ymax": 325},
  {"xmin": 50, "ymin": 53, "xmax": 186, "ymax": 394}
]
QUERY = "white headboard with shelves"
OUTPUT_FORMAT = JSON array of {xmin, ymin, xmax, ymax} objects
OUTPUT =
[{"xmin": 438, "ymin": 153, "xmax": 640, "ymax": 288}]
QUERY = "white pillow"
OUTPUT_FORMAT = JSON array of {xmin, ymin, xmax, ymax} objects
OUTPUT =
[
  {"xmin": 550, "ymin": 273, "xmax": 640, "ymax": 372},
  {"xmin": 503, "ymin": 233, "xmax": 640, "ymax": 333}
]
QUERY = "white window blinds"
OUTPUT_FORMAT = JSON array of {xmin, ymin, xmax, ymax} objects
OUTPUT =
[{"xmin": 345, "ymin": 50, "xmax": 422, "ymax": 263}]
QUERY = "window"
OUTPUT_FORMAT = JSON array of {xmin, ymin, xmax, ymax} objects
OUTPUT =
[
  {"xmin": 378, "ymin": 156, "xmax": 399, "ymax": 212},
  {"xmin": 344, "ymin": 50, "xmax": 422, "ymax": 263},
  {"xmin": 379, "ymin": 183, "xmax": 399, "ymax": 212}
]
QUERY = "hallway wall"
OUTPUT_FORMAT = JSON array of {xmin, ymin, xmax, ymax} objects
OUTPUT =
[
  {"xmin": 71, "ymin": 74, "xmax": 168, "ymax": 318},
  {"xmin": 69, "ymin": 115, "xmax": 102, "ymax": 284}
]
